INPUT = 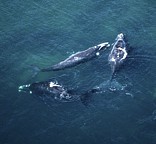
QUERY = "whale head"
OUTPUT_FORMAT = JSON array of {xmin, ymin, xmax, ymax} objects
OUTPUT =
[
  {"xmin": 18, "ymin": 84, "xmax": 32, "ymax": 94},
  {"xmin": 116, "ymin": 33, "xmax": 125, "ymax": 41}
]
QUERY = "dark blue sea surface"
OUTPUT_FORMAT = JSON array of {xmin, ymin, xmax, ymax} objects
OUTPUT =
[{"xmin": 0, "ymin": 0, "xmax": 156, "ymax": 144}]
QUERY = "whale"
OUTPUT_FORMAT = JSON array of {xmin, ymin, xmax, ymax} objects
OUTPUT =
[
  {"xmin": 18, "ymin": 80, "xmax": 80, "ymax": 102},
  {"xmin": 37, "ymin": 42, "xmax": 110, "ymax": 72},
  {"xmin": 108, "ymin": 33, "xmax": 128, "ymax": 80},
  {"xmin": 18, "ymin": 80, "xmax": 100, "ymax": 105}
]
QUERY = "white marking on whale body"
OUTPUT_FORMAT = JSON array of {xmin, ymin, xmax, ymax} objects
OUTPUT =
[
  {"xmin": 19, "ymin": 86, "xmax": 23, "ymax": 89},
  {"xmin": 96, "ymin": 52, "xmax": 100, "ymax": 56},
  {"xmin": 25, "ymin": 84, "xmax": 30, "ymax": 87},
  {"xmin": 97, "ymin": 42, "xmax": 110, "ymax": 50},
  {"xmin": 117, "ymin": 33, "xmax": 124, "ymax": 40},
  {"xmin": 19, "ymin": 84, "xmax": 30, "ymax": 89},
  {"xmin": 74, "ymin": 57, "xmax": 81, "ymax": 60},
  {"xmin": 117, "ymin": 47, "xmax": 128, "ymax": 61},
  {"xmin": 111, "ymin": 57, "xmax": 116, "ymax": 62},
  {"xmin": 49, "ymin": 82, "xmax": 61, "ymax": 87}
]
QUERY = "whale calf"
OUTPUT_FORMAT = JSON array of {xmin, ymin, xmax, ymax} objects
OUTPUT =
[{"xmin": 38, "ymin": 42, "xmax": 110, "ymax": 72}]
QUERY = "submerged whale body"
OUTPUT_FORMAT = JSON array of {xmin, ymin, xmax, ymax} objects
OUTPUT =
[
  {"xmin": 18, "ymin": 80, "xmax": 80, "ymax": 102},
  {"xmin": 18, "ymin": 79, "xmax": 107, "ymax": 105},
  {"xmin": 40, "ymin": 42, "xmax": 110, "ymax": 72},
  {"xmin": 108, "ymin": 33, "xmax": 128, "ymax": 79}
]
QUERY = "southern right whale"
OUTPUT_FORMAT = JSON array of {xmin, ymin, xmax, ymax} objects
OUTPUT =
[
  {"xmin": 35, "ymin": 42, "xmax": 110, "ymax": 73},
  {"xmin": 108, "ymin": 33, "xmax": 128, "ymax": 80},
  {"xmin": 18, "ymin": 80, "xmax": 96, "ymax": 104},
  {"xmin": 18, "ymin": 80, "xmax": 80, "ymax": 102}
]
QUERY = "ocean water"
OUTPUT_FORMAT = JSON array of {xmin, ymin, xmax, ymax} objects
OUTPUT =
[{"xmin": 0, "ymin": 0, "xmax": 156, "ymax": 144}]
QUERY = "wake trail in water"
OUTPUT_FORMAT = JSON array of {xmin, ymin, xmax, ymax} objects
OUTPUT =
[{"xmin": 127, "ymin": 55, "xmax": 156, "ymax": 62}]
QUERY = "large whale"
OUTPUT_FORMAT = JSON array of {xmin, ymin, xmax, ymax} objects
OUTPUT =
[
  {"xmin": 19, "ymin": 80, "xmax": 80, "ymax": 102},
  {"xmin": 18, "ymin": 80, "xmax": 101, "ymax": 105},
  {"xmin": 108, "ymin": 33, "xmax": 128, "ymax": 80},
  {"xmin": 37, "ymin": 42, "xmax": 110, "ymax": 72}
]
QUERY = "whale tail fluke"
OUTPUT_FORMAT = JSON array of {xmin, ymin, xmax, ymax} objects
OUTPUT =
[
  {"xmin": 80, "ymin": 92, "xmax": 92, "ymax": 106},
  {"xmin": 80, "ymin": 88, "xmax": 99, "ymax": 106}
]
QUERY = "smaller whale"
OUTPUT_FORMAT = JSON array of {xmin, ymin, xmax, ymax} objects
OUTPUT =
[
  {"xmin": 18, "ymin": 80, "xmax": 80, "ymax": 102},
  {"xmin": 108, "ymin": 33, "xmax": 128, "ymax": 80},
  {"xmin": 36, "ymin": 42, "xmax": 110, "ymax": 73}
]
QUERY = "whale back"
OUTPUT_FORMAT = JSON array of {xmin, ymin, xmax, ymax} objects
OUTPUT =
[{"xmin": 108, "ymin": 33, "xmax": 128, "ymax": 77}]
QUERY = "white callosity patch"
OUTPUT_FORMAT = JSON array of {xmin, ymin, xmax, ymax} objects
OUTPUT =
[
  {"xmin": 49, "ymin": 81, "xmax": 61, "ymax": 87},
  {"xmin": 118, "ymin": 47, "xmax": 127, "ymax": 61},
  {"xmin": 96, "ymin": 52, "xmax": 100, "ymax": 56},
  {"xmin": 111, "ymin": 57, "xmax": 116, "ymax": 62},
  {"xmin": 74, "ymin": 56, "xmax": 81, "ymax": 61},
  {"xmin": 116, "ymin": 33, "xmax": 124, "ymax": 40},
  {"xmin": 18, "ymin": 84, "xmax": 30, "ymax": 92},
  {"xmin": 18, "ymin": 86, "xmax": 24, "ymax": 92}
]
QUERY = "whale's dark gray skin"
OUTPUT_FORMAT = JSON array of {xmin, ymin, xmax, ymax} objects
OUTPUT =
[
  {"xmin": 108, "ymin": 33, "xmax": 128, "ymax": 80},
  {"xmin": 18, "ymin": 80, "xmax": 100, "ymax": 105},
  {"xmin": 40, "ymin": 42, "xmax": 110, "ymax": 72},
  {"xmin": 19, "ymin": 81, "xmax": 80, "ymax": 102}
]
